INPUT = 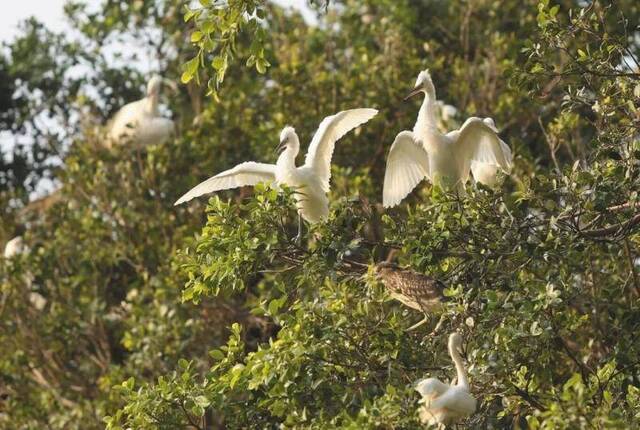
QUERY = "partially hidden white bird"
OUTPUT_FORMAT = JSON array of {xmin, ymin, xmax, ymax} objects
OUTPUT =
[
  {"xmin": 3, "ymin": 235, "xmax": 44, "ymax": 309},
  {"xmin": 108, "ymin": 75, "xmax": 177, "ymax": 148},
  {"xmin": 383, "ymin": 70, "xmax": 512, "ymax": 207},
  {"xmin": 174, "ymin": 108, "xmax": 378, "ymax": 241},
  {"xmin": 4, "ymin": 236, "xmax": 26, "ymax": 259},
  {"xmin": 415, "ymin": 332, "xmax": 477, "ymax": 427}
]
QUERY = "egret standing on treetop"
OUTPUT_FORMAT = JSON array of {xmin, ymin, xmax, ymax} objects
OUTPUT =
[
  {"xmin": 383, "ymin": 70, "xmax": 512, "ymax": 207},
  {"xmin": 174, "ymin": 108, "xmax": 378, "ymax": 242},
  {"xmin": 415, "ymin": 332, "xmax": 477, "ymax": 427},
  {"xmin": 108, "ymin": 75, "xmax": 177, "ymax": 148}
]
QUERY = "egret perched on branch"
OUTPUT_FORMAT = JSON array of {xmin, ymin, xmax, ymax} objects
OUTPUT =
[
  {"xmin": 108, "ymin": 75, "xmax": 177, "ymax": 148},
  {"xmin": 383, "ymin": 70, "xmax": 512, "ymax": 207},
  {"xmin": 175, "ymin": 108, "xmax": 378, "ymax": 241},
  {"xmin": 415, "ymin": 332, "xmax": 477, "ymax": 427},
  {"xmin": 374, "ymin": 262, "xmax": 447, "ymax": 331},
  {"xmin": 4, "ymin": 236, "xmax": 26, "ymax": 259},
  {"xmin": 3, "ymin": 235, "xmax": 45, "ymax": 310}
]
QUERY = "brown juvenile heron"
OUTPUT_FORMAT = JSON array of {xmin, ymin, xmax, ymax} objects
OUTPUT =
[{"xmin": 374, "ymin": 262, "xmax": 447, "ymax": 331}]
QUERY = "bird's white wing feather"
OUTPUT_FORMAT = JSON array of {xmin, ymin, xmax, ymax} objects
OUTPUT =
[
  {"xmin": 416, "ymin": 377, "xmax": 449, "ymax": 400},
  {"xmin": 429, "ymin": 387, "xmax": 477, "ymax": 415},
  {"xmin": 382, "ymin": 131, "xmax": 430, "ymax": 208},
  {"xmin": 481, "ymin": 118, "xmax": 512, "ymax": 166},
  {"xmin": 498, "ymin": 137, "xmax": 512, "ymax": 166},
  {"xmin": 455, "ymin": 117, "xmax": 511, "ymax": 184},
  {"xmin": 108, "ymin": 100, "xmax": 145, "ymax": 140},
  {"xmin": 305, "ymin": 108, "xmax": 378, "ymax": 192},
  {"xmin": 174, "ymin": 162, "xmax": 276, "ymax": 205},
  {"xmin": 135, "ymin": 117, "xmax": 175, "ymax": 147},
  {"xmin": 469, "ymin": 118, "xmax": 512, "ymax": 185}
]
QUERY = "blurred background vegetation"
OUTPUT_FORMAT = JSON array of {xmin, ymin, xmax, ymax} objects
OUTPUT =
[{"xmin": 1, "ymin": 0, "xmax": 639, "ymax": 428}]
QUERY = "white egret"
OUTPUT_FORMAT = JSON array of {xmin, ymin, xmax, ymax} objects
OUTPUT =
[
  {"xmin": 439, "ymin": 102, "xmax": 459, "ymax": 123},
  {"xmin": 415, "ymin": 332, "xmax": 477, "ymax": 427},
  {"xmin": 374, "ymin": 262, "xmax": 446, "ymax": 331},
  {"xmin": 383, "ymin": 70, "xmax": 512, "ymax": 207},
  {"xmin": 108, "ymin": 75, "xmax": 177, "ymax": 148},
  {"xmin": 4, "ymin": 236, "xmax": 26, "ymax": 258},
  {"xmin": 434, "ymin": 100, "xmax": 459, "ymax": 132},
  {"xmin": 3, "ymin": 236, "xmax": 45, "ymax": 310},
  {"xmin": 175, "ymin": 108, "xmax": 378, "ymax": 241}
]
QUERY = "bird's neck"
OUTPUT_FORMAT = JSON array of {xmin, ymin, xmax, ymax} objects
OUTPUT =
[
  {"xmin": 145, "ymin": 91, "xmax": 159, "ymax": 115},
  {"xmin": 276, "ymin": 147, "xmax": 298, "ymax": 171},
  {"xmin": 414, "ymin": 92, "xmax": 438, "ymax": 135},
  {"xmin": 449, "ymin": 343, "xmax": 469, "ymax": 389}
]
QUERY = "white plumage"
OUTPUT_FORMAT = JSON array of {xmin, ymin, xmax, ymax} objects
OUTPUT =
[
  {"xmin": 383, "ymin": 70, "xmax": 512, "ymax": 207},
  {"xmin": 469, "ymin": 118, "xmax": 513, "ymax": 187},
  {"xmin": 415, "ymin": 333, "xmax": 477, "ymax": 427},
  {"xmin": 175, "ymin": 108, "xmax": 378, "ymax": 231},
  {"xmin": 4, "ymin": 236, "xmax": 26, "ymax": 258},
  {"xmin": 108, "ymin": 75, "xmax": 176, "ymax": 148},
  {"xmin": 3, "ymin": 235, "xmax": 45, "ymax": 309}
]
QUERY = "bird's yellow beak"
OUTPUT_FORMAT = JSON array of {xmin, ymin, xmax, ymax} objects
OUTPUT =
[{"xmin": 404, "ymin": 86, "xmax": 423, "ymax": 101}]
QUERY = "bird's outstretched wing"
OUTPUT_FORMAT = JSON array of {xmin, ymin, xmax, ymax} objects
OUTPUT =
[
  {"xmin": 469, "ymin": 118, "xmax": 512, "ymax": 185},
  {"xmin": 455, "ymin": 117, "xmax": 511, "ymax": 184},
  {"xmin": 383, "ymin": 131, "xmax": 430, "ymax": 208},
  {"xmin": 480, "ymin": 118, "xmax": 512, "ymax": 165},
  {"xmin": 174, "ymin": 162, "xmax": 276, "ymax": 205},
  {"xmin": 305, "ymin": 108, "xmax": 378, "ymax": 192}
]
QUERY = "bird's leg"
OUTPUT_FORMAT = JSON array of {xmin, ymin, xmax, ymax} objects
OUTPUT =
[
  {"xmin": 429, "ymin": 313, "xmax": 447, "ymax": 336},
  {"xmin": 452, "ymin": 185, "xmax": 463, "ymax": 213},
  {"xmin": 407, "ymin": 315, "xmax": 429, "ymax": 331},
  {"xmin": 294, "ymin": 213, "xmax": 304, "ymax": 246},
  {"xmin": 135, "ymin": 144, "xmax": 144, "ymax": 176}
]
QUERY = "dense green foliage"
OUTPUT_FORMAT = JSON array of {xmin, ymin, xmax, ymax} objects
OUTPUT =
[{"xmin": 1, "ymin": 0, "xmax": 640, "ymax": 428}]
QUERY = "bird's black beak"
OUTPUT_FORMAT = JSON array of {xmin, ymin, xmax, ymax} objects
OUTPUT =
[
  {"xmin": 404, "ymin": 86, "xmax": 423, "ymax": 101},
  {"xmin": 275, "ymin": 140, "xmax": 287, "ymax": 154},
  {"xmin": 163, "ymin": 78, "xmax": 178, "ymax": 93}
]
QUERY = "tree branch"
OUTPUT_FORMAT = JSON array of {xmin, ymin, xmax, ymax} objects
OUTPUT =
[{"xmin": 579, "ymin": 212, "xmax": 640, "ymax": 237}]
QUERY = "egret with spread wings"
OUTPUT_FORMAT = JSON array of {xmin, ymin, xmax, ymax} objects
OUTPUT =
[
  {"xmin": 383, "ymin": 70, "xmax": 512, "ymax": 207},
  {"xmin": 175, "ymin": 108, "xmax": 378, "ymax": 242}
]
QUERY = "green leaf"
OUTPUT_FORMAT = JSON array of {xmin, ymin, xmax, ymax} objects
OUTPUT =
[
  {"xmin": 191, "ymin": 31, "xmax": 203, "ymax": 43},
  {"xmin": 211, "ymin": 56, "xmax": 226, "ymax": 70},
  {"xmin": 256, "ymin": 58, "xmax": 268, "ymax": 74},
  {"xmin": 209, "ymin": 349, "xmax": 225, "ymax": 361}
]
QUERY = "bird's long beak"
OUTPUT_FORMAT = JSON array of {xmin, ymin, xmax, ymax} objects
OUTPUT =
[
  {"xmin": 404, "ymin": 86, "xmax": 423, "ymax": 101},
  {"xmin": 162, "ymin": 78, "xmax": 178, "ymax": 93},
  {"xmin": 275, "ymin": 140, "xmax": 287, "ymax": 154}
]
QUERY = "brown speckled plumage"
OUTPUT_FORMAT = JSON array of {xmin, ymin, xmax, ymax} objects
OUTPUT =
[{"xmin": 374, "ymin": 263, "xmax": 446, "ymax": 312}]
